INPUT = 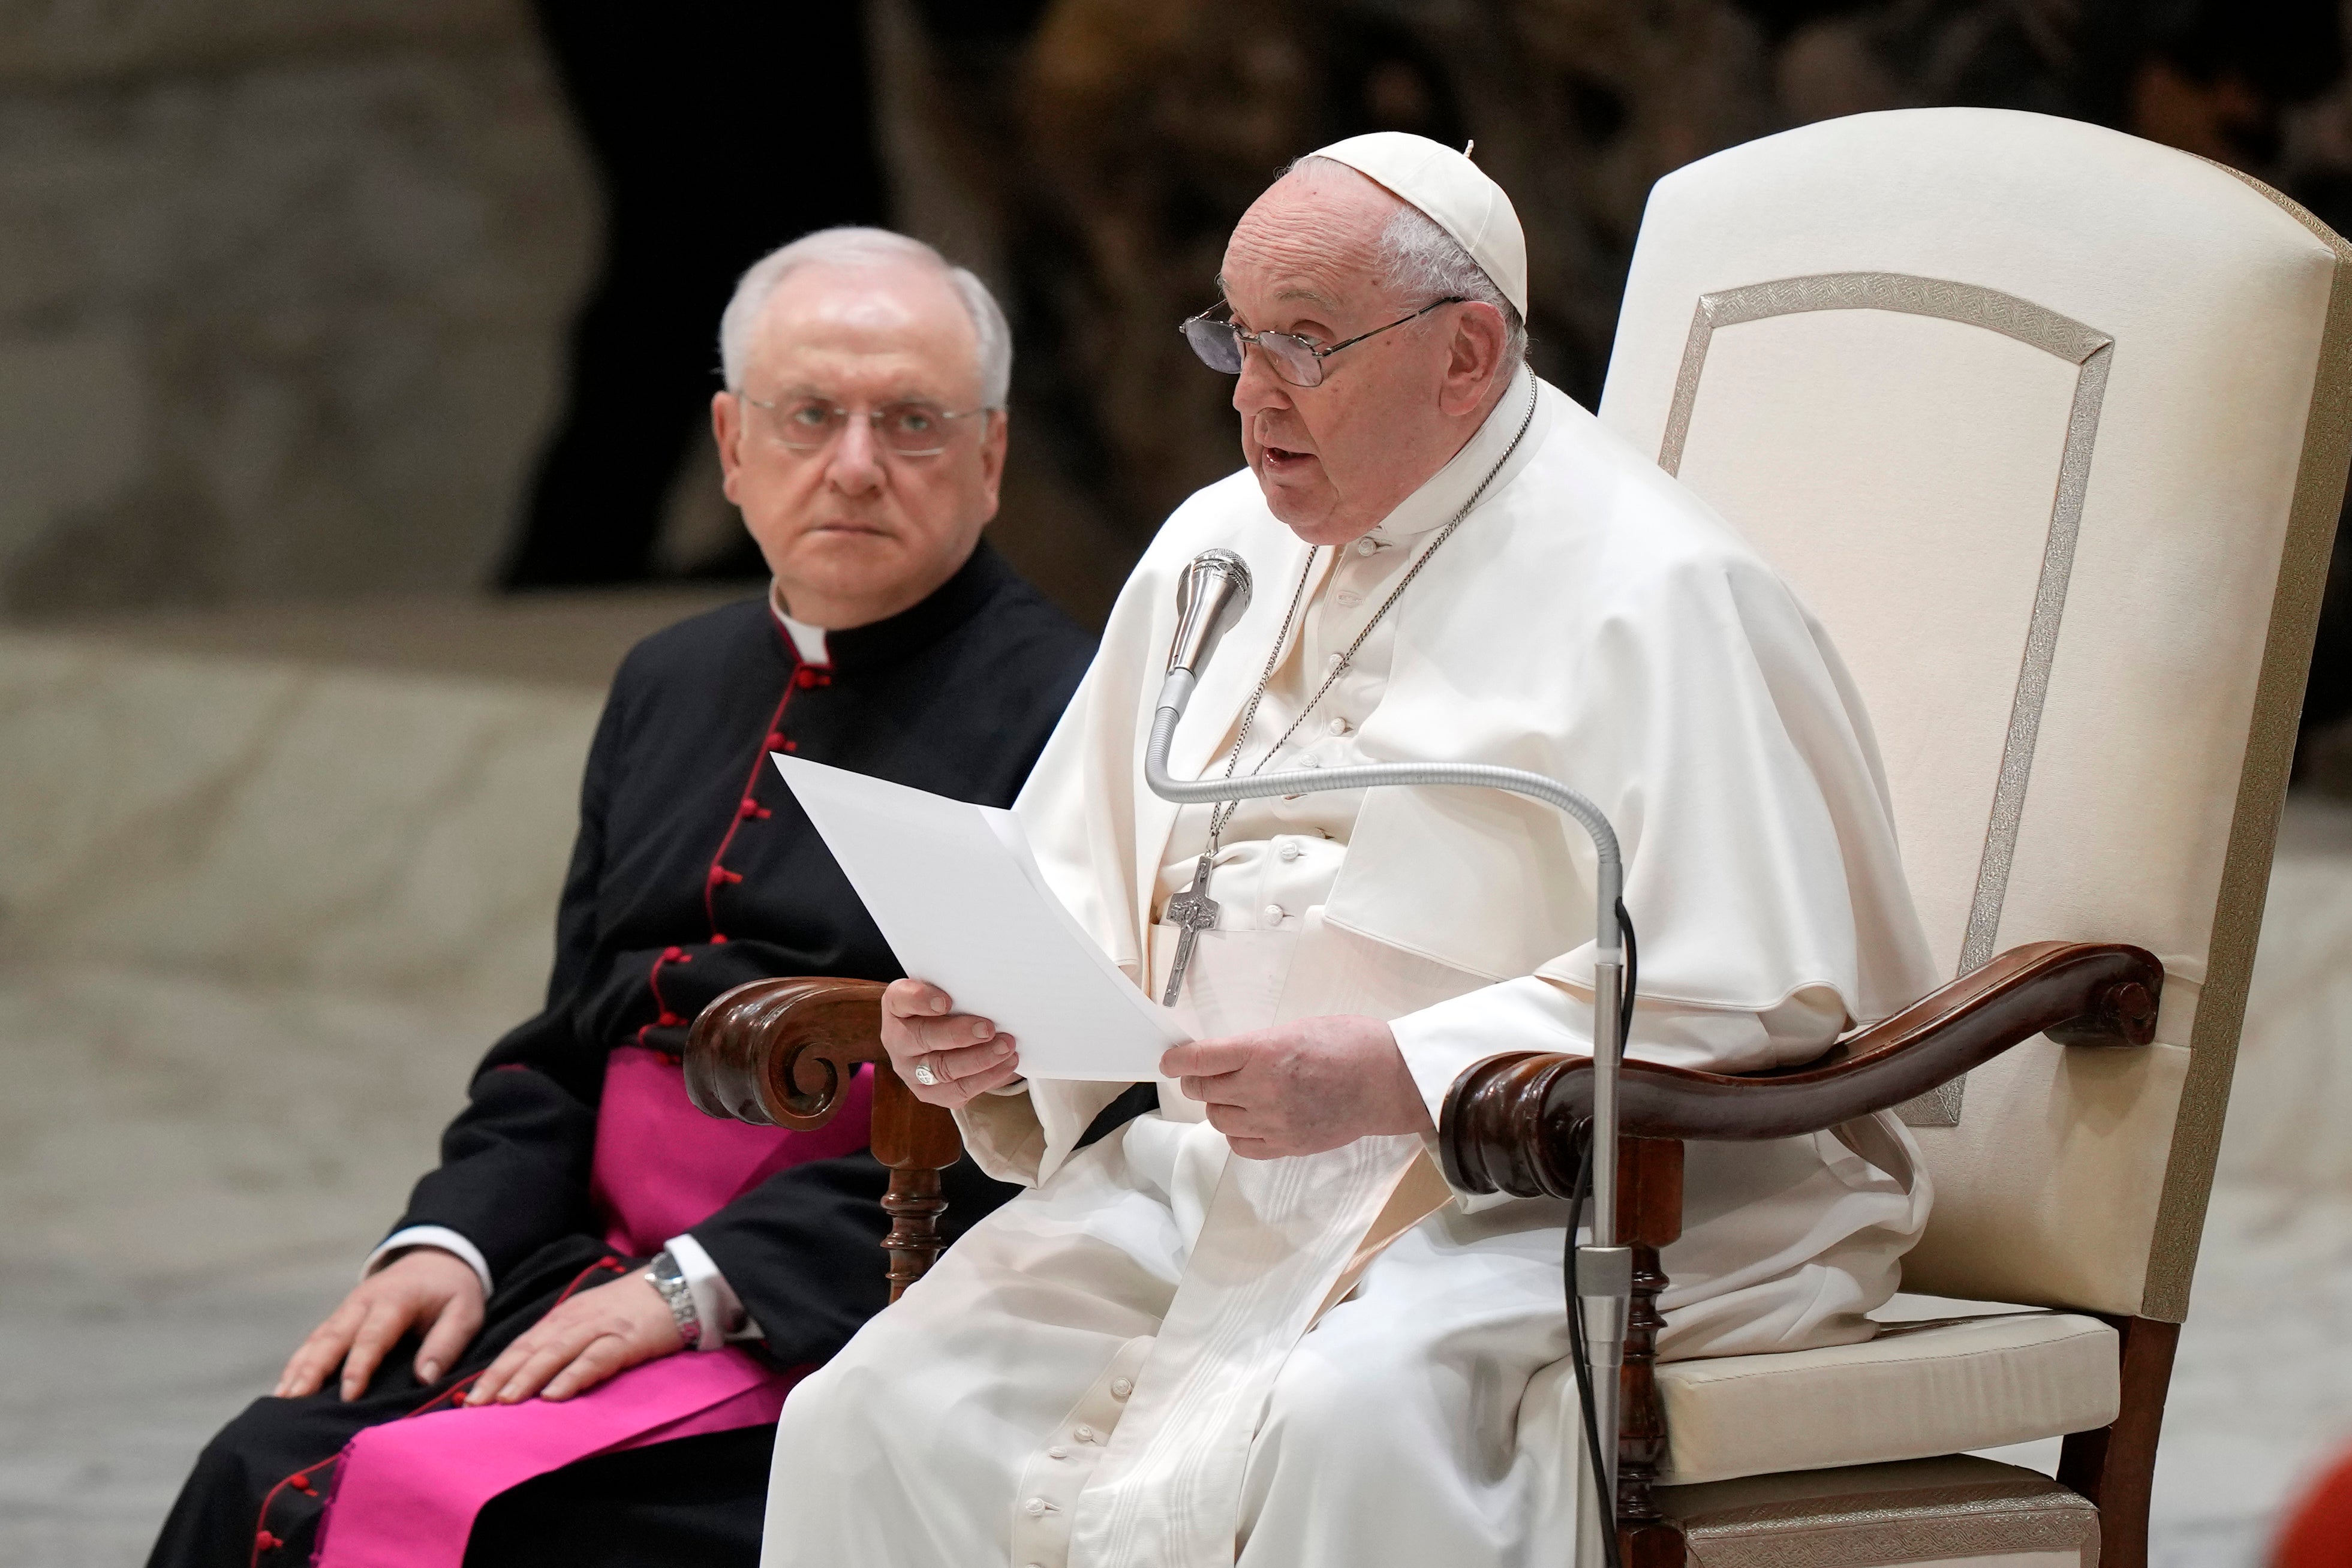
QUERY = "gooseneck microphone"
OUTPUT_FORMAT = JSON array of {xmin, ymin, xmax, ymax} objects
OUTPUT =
[
  {"xmin": 1144, "ymin": 548, "xmax": 1632, "ymax": 1561},
  {"xmin": 1166, "ymin": 547, "xmax": 1254, "ymax": 681}
]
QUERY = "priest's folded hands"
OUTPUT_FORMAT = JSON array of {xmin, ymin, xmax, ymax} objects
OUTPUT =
[
  {"xmin": 459, "ymin": 1269, "xmax": 687, "ymax": 1406},
  {"xmin": 272, "ymin": 1247, "xmax": 486, "ymax": 1401},
  {"xmin": 883, "ymin": 979, "xmax": 1435, "ymax": 1155},
  {"xmin": 268, "ymin": 1248, "xmax": 686, "ymax": 1409}
]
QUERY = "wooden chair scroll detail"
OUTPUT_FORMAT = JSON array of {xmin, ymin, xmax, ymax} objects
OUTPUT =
[
  {"xmin": 684, "ymin": 977, "xmax": 963, "ymax": 1301},
  {"xmin": 1440, "ymin": 939, "xmax": 2164, "ymax": 1567}
]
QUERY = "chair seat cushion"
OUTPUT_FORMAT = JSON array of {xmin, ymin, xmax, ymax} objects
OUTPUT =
[{"xmin": 1655, "ymin": 1313, "xmax": 2120, "ymax": 1486}]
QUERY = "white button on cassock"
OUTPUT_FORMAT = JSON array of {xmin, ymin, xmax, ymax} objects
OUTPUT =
[
  {"xmin": 1354, "ymin": 536, "xmax": 1377, "ymax": 556},
  {"xmin": 1327, "ymin": 717, "xmax": 1349, "ymax": 735},
  {"xmin": 1278, "ymin": 840, "xmax": 1301, "ymax": 862},
  {"xmin": 1009, "ymin": 1338, "xmax": 1147, "ymax": 1568},
  {"xmin": 1262, "ymin": 904, "xmax": 1285, "ymax": 926}
]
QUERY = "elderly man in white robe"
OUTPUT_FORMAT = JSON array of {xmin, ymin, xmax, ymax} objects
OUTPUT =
[{"xmin": 759, "ymin": 133, "xmax": 1940, "ymax": 1568}]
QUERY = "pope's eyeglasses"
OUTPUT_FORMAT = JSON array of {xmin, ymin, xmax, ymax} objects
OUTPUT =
[
  {"xmin": 1178, "ymin": 297, "xmax": 1465, "ymax": 389},
  {"xmin": 740, "ymin": 395, "xmax": 989, "ymax": 458}
]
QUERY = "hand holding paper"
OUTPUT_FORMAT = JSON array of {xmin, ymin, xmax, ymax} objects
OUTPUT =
[
  {"xmin": 773, "ymin": 755, "xmax": 1187, "ymax": 1082},
  {"xmin": 876, "ymin": 977, "xmax": 1024, "ymax": 1108}
]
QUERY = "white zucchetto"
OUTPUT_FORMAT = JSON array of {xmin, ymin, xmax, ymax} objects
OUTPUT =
[{"xmin": 1309, "ymin": 132, "xmax": 1529, "ymax": 316}]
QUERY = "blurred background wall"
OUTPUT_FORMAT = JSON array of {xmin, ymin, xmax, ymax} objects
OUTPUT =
[
  {"xmin": 1, "ymin": 0, "xmax": 2346, "ymax": 766},
  {"xmin": 0, "ymin": 0, "xmax": 594, "ymax": 613}
]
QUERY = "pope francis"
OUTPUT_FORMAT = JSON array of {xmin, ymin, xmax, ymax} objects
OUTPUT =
[{"xmin": 759, "ymin": 134, "xmax": 1941, "ymax": 1567}]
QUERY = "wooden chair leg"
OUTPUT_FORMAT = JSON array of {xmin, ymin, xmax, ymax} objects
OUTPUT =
[
  {"xmin": 2057, "ymin": 1316, "xmax": 2180, "ymax": 1568},
  {"xmin": 868, "ymin": 1060, "xmax": 965, "ymax": 1300},
  {"xmin": 1616, "ymin": 1136, "xmax": 1686, "ymax": 1566}
]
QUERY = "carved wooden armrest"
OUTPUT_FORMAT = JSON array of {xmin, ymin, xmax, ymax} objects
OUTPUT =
[
  {"xmin": 1438, "ymin": 939, "xmax": 2162, "ymax": 1561},
  {"xmin": 1440, "ymin": 939, "xmax": 2162, "ymax": 1199},
  {"xmin": 684, "ymin": 977, "xmax": 965, "ymax": 1298}
]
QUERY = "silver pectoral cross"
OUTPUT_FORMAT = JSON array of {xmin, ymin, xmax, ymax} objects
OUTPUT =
[{"xmin": 1162, "ymin": 851, "xmax": 1220, "ymax": 1004}]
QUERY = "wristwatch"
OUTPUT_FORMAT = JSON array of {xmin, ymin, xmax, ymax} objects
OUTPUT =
[{"xmin": 643, "ymin": 1249, "xmax": 702, "ymax": 1350}]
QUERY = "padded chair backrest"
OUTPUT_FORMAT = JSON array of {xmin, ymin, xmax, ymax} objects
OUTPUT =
[{"xmin": 1598, "ymin": 109, "xmax": 2350, "ymax": 1320}]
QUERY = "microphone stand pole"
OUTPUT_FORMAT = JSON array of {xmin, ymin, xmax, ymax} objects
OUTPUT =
[{"xmin": 1145, "ymin": 588, "xmax": 1628, "ymax": 1564}]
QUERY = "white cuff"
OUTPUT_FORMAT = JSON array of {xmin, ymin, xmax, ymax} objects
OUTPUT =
[
  {"xmin": 1389, "ymin": 975, "xmax": 1583, "ymax": 1130},
  {"xmin": 1390, "ymin": 975, "xmax": 1851, "ymax": 1198},
  {"xmin": 666, "ymin": 1233, "xmax": 756, "ymax": 1346},
  {"xmin": 1388, "ymin": 974, "xmax": 1846, "ymax": 1120},
  {"xmin": 365, "ymin": 1226, "xmax": 493, "ymax": 1298}
]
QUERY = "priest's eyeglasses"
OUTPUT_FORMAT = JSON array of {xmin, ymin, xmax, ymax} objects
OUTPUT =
[
  {"xmin": 741, "ymin": 394, "xmax": 988, "ymax": 458},
  {"xmin": 1179, "ymin": 297, "xmax": 1464, "ymax": 389}
]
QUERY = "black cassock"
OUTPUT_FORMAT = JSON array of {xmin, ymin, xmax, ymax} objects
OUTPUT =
[{"xmin": 151, "ymin": 543, "xmax": 1094, "ymax": 1568}]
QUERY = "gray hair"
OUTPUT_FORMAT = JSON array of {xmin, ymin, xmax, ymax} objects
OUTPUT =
[
  {"xmin": 1292, "ymin": 155, "xmax": 1527, "ymax": 371},
  {"xmin": 717, "ymin": 226, "xmax": 1012, "ymax": 407}
]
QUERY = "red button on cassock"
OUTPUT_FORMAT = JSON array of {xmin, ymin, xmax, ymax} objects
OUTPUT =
[
  {"xmin": 663, "ymin": 946, "xmax": 683, "ymax": 961},
  {"xmin": 766, "ymin": 733, "xmax": 785, "ymax": 750},
  {"xmin": 658, "ymin": 1011, "xmax": 681, "ymax": 1027}
]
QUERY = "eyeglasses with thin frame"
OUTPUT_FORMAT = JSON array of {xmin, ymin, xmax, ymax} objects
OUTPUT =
[
  {"xmin": 739, "ymin": 393, "xmax": 991, "ymax": 458},
  {"xmin": 1178, "ymin": 297, "xmax": 1465, "ymax": 388}
]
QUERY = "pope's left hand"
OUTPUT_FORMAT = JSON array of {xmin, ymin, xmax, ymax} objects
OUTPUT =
[
  {"xmin": 1161, "ymin": 1015, "xmax": 1434, "ymax": 1159},
  {"xmin": 465, "ymin": 1271, "xmax": 685, "ymax": 1406}
]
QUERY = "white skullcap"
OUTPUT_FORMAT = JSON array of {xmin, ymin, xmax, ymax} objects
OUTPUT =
[{"xmin": 1308, "ymin": 132, "xmax": 1527, "ymax": 317}]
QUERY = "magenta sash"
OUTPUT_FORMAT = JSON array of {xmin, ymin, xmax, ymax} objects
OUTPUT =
[
  {"xmin": 590, "ymin": 1045, "xmax": 876, "ymax": 1256},
  {"xmin": 313, "ymin": 1046, "xmax": 874, "ymax": 1568}
]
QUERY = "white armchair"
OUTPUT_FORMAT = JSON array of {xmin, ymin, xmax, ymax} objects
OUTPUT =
[{"xmin": 1443, "ymin": 106, "xmax": 2351, "ymax": 1567}]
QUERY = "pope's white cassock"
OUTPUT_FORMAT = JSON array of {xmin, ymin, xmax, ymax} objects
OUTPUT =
[{"xmin": 762, "ymin": 363, "xmax": 1941, "ymax": 1567}]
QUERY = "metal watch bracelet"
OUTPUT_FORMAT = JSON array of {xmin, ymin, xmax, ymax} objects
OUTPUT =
[{"xmin": 643, "ymin": 1248, "xmax": 702, "ymax": 1350}]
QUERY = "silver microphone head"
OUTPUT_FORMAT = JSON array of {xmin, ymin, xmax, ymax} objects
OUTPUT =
[{"xmin": 1167, "ymin": 549, "xmax": 1253, "ymax": 676}]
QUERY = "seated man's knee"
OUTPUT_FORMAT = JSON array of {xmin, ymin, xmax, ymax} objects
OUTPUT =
[
  {"xmin": 173, "ymin": 1394, "xmax": 339, "ymax": 1518},
  {"xmin": 1261, "ymin": 1329, "xmax": 1414, "ymax": 1460},
  {"xmin": 784, "ymin": 1310, "xmax": 926, "ymax": 1426},
  {"xmin": 207, "ymin": 1395, "xmax": 306, "ymax": 1469}
]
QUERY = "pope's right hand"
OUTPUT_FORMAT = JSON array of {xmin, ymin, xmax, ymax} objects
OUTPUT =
[
  {"xmin": 882, "ymin": 979, "xmax": 1022, "ymax": 1108},
  {"xmin": 275, "ymin": 1247, "xmax": 486, "ymax": 1402}
]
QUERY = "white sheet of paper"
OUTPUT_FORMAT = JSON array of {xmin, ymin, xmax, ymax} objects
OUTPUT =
[{"xmin": 772, "ymin": 754, "xmax": 1186, "ymax": 1080}]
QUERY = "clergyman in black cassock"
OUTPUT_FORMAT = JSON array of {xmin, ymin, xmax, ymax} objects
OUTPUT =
[{"xmin": 148, "ymin": 538, "xmax": 1091, "ymax": 1566}]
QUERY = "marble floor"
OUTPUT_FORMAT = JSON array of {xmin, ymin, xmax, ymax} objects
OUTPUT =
[
  {"xmin": 1, "ymin": 611, "xmax": 2348, "ymax": 1565},
  {"xmin": 0, "ymin": 967, "xmax": 506, "ymax": 1566}
]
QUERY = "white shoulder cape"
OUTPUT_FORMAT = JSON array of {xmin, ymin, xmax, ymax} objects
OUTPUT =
[{"xmin": 961, "ymin": 380, "xmax": 1939, "ymax": 1185}]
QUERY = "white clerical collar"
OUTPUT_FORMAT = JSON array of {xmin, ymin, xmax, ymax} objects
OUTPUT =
[
  {"xmin": 1364, "ymin": 363, "xmax": 1540, "ymax": 544},
  {"xmin": 768, "ymin": 582, "xmax": 831, "ymax": 666}
]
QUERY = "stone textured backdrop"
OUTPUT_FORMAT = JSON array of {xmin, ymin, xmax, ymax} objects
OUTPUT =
[
  {"xmin": 0, "ymin": 0, "xmax": 595, "ymax": 618},
  {"xmin": 1, "ymin": 0, "xmax": 2342, "ymax": 760}
]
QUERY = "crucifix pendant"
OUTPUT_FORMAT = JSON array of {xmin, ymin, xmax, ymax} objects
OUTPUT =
[{"xmin": 1162, "ymin": 851, "xmax": 1221, "ymax": 1004}]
